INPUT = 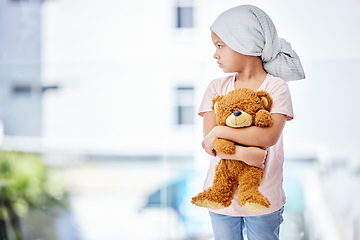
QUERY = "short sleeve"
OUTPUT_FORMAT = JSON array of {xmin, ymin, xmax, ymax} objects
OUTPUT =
[
  {"xmin": 268, "ymin": 80, "xmax": 294, "ymax": 121},
  {"xmin": 198, "ymin": 81, "xmax": 217, "ymax": 117},
  {"xmin": 197, "ymin": 75, "xmax": 236, "ymax": 117}
]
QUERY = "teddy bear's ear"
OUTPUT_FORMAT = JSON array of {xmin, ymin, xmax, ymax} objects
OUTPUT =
[
  {"xmin": 212, "ymin": 95, "xmax": 224, "ymax": 114},
  {"xmin": 256, "ymin": 90, "xmax": 273, "ymax": 111}
]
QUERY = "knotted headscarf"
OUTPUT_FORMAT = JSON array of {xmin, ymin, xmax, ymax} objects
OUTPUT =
[{"xmin": 210, "ymin": 5, "xmax": 305, "ymax": 81}]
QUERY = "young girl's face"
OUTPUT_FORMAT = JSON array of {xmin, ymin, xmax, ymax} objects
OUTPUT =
[{"xmin": 211, "ymin": 32, "xmax": 248, "ymax": 73}]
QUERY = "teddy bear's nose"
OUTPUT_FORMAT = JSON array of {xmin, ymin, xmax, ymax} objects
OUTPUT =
[{"xmin": 232, "ymin": 110, "xmax": 242, "ymax": 117}]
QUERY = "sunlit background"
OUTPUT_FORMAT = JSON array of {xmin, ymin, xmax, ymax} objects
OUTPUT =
[{"xmin": 1, "ymin": 0, "xmax": 360, "ymax": 239}]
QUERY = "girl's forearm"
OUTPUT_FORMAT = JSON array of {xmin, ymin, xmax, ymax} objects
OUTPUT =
[
  {"xmin": 216, "ymin": 145, "xmax": 267, "ymax": 169},
  {"xmin": 211, "ymin": 113, "xmax": 287, "ymax": 148}
]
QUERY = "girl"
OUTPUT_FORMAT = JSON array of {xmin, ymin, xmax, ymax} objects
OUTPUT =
[{"xmin": 198, "ymin": 5, "xmax": 305, "ymax": 240}]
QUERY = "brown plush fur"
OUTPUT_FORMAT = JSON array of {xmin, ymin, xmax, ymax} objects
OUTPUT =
[{"xmin": 191, "ymin": 88, "xmax": 273, "ymax": 211}]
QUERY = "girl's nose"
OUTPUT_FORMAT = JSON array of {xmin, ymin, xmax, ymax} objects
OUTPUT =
[{"xmin": 213, "ymin": 52, "xmax": 219, "ymax": 59}]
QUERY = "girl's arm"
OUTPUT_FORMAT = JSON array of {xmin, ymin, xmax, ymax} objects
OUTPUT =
[
  {"xmin": 202, "ymin": 113, "xmax": 287, "ymax": 157},
  {"xmin": 216, "ymin": 146, "xmax": 267, "ymax": 169},
  {"xmin": 202, "ymin": 111, "xmax": 267, "ymax": 168},
  {"xmin": 203, "ymin": 111, "xmax": 217, "ymax": 139}
]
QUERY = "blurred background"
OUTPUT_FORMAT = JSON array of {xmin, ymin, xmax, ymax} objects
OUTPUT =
[{"xmin": 0, "ymin": 0, "xmax": 360, "ymax": 239}]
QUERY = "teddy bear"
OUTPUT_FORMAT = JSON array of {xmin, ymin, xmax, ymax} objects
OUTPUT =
[{"xmin": 191, "ymin": 88, "xmax": 273, "ymax": 211}]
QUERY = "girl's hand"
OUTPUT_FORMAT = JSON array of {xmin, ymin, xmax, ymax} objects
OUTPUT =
[
  {"xmin": 202, "ymin": 127, "xmax": 219, "ymax": 156},
  {"xmin": 245, "ymin": 147, "xmax": 268, "ymax": 170}
]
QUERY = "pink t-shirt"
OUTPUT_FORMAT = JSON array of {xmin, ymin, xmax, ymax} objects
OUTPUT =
[{"xmin": 198, "ymin": 73, "xmax": 293, "ymax": 216}]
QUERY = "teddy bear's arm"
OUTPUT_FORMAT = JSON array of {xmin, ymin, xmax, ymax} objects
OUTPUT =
[
  {"xmin": 213, "ymin": 138, "xmax": 236, "ymax": 155},
  {"xmin": 254, "ymin": 110, "xmax": 273, "ymax": 127}
]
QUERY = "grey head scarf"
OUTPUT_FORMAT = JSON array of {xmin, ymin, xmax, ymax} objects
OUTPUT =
[{"xmin": 210, "ymin": 5, "xmax": 305, "ymax": 81}]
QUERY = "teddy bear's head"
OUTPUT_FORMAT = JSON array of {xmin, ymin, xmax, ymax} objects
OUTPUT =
[{"xmin": 212, "ymin": 88, "xmax": 273, "ymax": 128}]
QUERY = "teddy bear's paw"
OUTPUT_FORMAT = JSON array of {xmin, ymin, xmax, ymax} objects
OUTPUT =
[
  {"xmin": 254, "ymin": 110, "xmax": 273, "ymax": 127},
  {"xmin": 238, "ymin": 192, "xmax": 271, "ymax": 212},
  {"xmin": 192, "ymin": 199, "xmax": 226, "ymax": 210},
  {"xmin": 213, "ymin": 139, "xmax": 236, "ymax": 155},
  {"xmin": 191, "ymin": 192, "xmax": 228, "ymax": 209},
  {"xmin": 242, "ymin": 202, "xmax": 269, "ymax": 212}
]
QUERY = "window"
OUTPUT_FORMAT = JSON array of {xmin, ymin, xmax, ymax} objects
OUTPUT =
[
  {"xmin": 12, "ymin": 84, "xmax": 32, "ymax": 96},
  {"xmin": 175, "ymin": 86, "xmax": 194, "ymax": 125},
  {"xmin": 175, "ymin": 0, "xmax": 194, "ymax": 28}
]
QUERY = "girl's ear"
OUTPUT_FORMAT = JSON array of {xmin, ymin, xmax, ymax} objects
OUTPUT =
[
  {"xmin": 212, "ymin": 95, "xmax": 224, "ymax": 114},
  {"xmin": 256, "ymin": 90, "xmax": 273, "ymax": 111}
]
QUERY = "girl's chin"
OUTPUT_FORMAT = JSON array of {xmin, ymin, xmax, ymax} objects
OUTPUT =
[{"xmin": 220, "ymin": 67, "xmax": 234, "ymax": 73}]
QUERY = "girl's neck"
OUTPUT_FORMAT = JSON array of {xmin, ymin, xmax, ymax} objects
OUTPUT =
[
  {"xmin": 236, "ymin": 70, "xmax": 267, "ymax": 82},
  {"xmin": 234, "ymin": 58, "xmax": 267, "ymax": 90}
]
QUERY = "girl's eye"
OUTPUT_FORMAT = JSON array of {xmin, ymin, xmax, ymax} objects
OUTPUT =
[{"xmin": 217, "ymin": 45, "xmax": 223, "ymax": 49}]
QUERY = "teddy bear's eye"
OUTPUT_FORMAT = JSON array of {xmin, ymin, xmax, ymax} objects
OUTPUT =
[{"xmin": 242, "ymin": 108, "xmax": 246, "ymax": 112}]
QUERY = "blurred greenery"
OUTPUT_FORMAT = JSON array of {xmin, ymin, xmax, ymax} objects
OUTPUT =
[{"xmin": 0, "ymin": 150, "xmax": 69, "ymax": 240}]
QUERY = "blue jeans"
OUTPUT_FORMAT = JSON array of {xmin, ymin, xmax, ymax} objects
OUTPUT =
[{"xmin": 209, "ymin": 207, "xmax": 284, "ymax": 240}]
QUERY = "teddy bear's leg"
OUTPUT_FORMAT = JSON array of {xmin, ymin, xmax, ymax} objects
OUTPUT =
[
  {"xmin": 237, "ymin": 166, "xmax": 271, "ymax": 212},
  {"xmin": 191, "ymin": 159, "xmax": 238, "ymax": 209}
]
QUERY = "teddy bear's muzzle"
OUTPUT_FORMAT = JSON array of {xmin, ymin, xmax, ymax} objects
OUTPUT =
[{"xmin": 226, "ymin": 111, "xmax": 252, "ymax": 128}]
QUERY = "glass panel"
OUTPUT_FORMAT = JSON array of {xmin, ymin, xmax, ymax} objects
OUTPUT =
[{"xmin": 176, "ymin": 7, "xmax": 194, "ymax": 28}]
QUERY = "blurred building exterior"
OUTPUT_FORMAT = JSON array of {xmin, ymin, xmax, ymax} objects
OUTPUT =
[
  {"xmin": 0, "ymin": 0, "xmax": 43, "ymax": 136},
  {"xmin": 40, "ymin": 0, "xmax": 211, "ymax": 158},
  {"xmin": 1, "ymin": 0, "xmax": 359, "ymax": 160}
]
